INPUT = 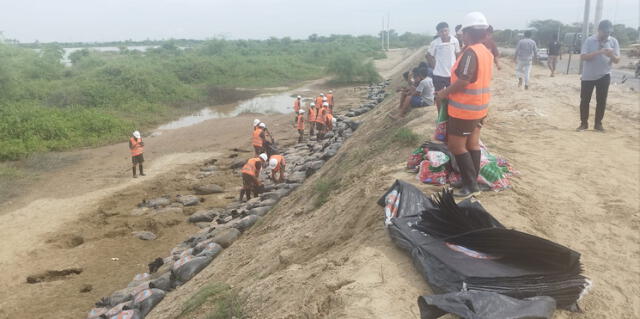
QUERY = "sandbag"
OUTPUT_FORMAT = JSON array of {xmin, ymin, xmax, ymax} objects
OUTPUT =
[
  {"xmin": 105, "ymin": 301, "xmax": 133, "ymax": 317},
  {"xmin": 177, "ymin": 195, "xmax": 200, "ymax": 206},
  {"xmin": 195, "ymin": 241, "xmax": 223, "ymax": 258},
  {"xmin": 149, "ymin": 271, "xmax": 174, "ymax": 292},
  {"xmin": 108, "ymin": 309, "xmax": 142, "ymax": 319},
  {"xmin": 87, "ymin": 307, "xmax": 108, "ymax": 319},
  {"xmin": 226, "ymin": 215, "xmax": 260, "ymax": 232},
  {"xmin": 172, "ymin": 255, "xmax": 213, "ymax": 284},
  {"xmin": 132, "ymin": 288, "xmax": 165, "ymax": 317},
  {"xmin": 418, "ymin": 291, "xmax": 556, "ymax": 319},
  {"xmin": 210, "ymin": 227, "xmax": 241, "ymax": 248}
]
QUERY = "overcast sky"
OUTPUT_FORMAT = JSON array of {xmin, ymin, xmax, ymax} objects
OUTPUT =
[{"xmin": 1, "ymin": 0, "xmax": 638, "ymax": 43}]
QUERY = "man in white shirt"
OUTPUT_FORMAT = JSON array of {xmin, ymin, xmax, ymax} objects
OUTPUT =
[
  {"xmin": 427, "ymin": 22, "xmax": 461, "ymax": 110},
  {"xmin": 397, "ymin": 67, "xmax": 434, "ymax": 117}
]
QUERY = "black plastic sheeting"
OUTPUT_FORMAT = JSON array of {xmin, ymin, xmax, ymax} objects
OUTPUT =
[{"xmin": 378, "ymin": 180, "xmax": 591, "ymax": 318}]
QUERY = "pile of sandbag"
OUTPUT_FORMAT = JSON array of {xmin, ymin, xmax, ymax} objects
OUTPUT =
[
  {"xmin": 379, "ymin": 180, "xmax": 591, "ymax": 319},
  {"xmin": 86, "ymin": 81, "xmax": 390, "ymax": 319},
  {"xmin": 407, "ymin": 141, "xmax": 515, "ymax": 191}
]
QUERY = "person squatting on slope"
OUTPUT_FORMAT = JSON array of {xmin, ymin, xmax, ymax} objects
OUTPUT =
[
  {"xmin": 268, "ymin": 154, "xmax": 286, "ymax": 184},
  {"xmin": 436, "ymin": 11, "xmax": 493, "ymax": 198},
  {"xmin": 397, "ymin": 67, "xmax": 434, "ymax": 117},
  {"xmin": 514, "ymin": 30, "xmax": 538, "ymax": 90},
  {"xmin": 240, "ymin": 153, "xmax": 268, "ymax": 201},
  {"xmin": 294, "ymin": 109, "xmax": 305, "ymax": 143},
  {"xmin": 577, "ymin": 19, "xmax": 620, "ymax": 132},
  {"xmin": 129, "ymin": 130, "xmax": 145, "ymax": 178}
]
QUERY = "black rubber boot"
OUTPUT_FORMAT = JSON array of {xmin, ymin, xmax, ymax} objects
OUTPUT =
[
  {"xmin": 470, "ymin": 149, "xmax": 481, "ymax": 179},
  {"xmin": 453, "ymin": 152, "xmax": 480, "ymax": 198},
  {"xmin": 132, "ymin": 166, "xmax": 137, "ymax": 178},
  {"xmin": 139, "ymin": 164, "xmax": 145, "ymax": 176},
  {"xmin": 239, "ymin": 189, "xmax": 246, "ymax": 202}
]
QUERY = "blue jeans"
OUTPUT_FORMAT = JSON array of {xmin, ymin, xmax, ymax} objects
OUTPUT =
[{"xmin": 411, "ymin": 96, "xmax": 431, "ymax": 108}]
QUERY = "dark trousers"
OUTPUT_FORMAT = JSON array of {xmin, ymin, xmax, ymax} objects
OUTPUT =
[{"xmin": 580, "ymin": 74, "xmax": 610, "ymax": 125}]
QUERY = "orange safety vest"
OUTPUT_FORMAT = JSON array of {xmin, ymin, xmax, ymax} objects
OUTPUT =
[
  {"xmin": 326, "ymin": 94, "xmax": 334, "ymax": 106},
  {"xmin": 293, "ymin": 99, "xmax": 301, "ymax": 113},
  {"xmin": 296, "ymin": 114, "xmax": 305, "ymax": 130},
  {"xmin": 315, "ymin": 106, "xmax": 326, "ymax": 123},
  {"xmin": 252, "ymin": 127, "xmax": 264, "ymax": 147},
  {"xmin": 241, "ymin": 157, "xmax": 262, "ymax": 177},
  {"xmin": 315, "ymin": 96, "xmax": 323, "ymax": 108},
  {"xmin": 448, "ymin": 43, "xmax": 493, "ymax": 120},
  {"xmin": 130, "ymin": 137, "xmax": 144, "ymax": 156},
  {"xmin": 307, "ymin": 107, "xmax": 317, "ymax": 123},
  {"xmin": 270, "ymin": 154, "xmax": 285, "ymax": 172},
  {"xmin": 325, "ymin": 113, "xmax": 334, "ymax": 130}
]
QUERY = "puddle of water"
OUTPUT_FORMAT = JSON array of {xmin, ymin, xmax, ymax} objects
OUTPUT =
[{"xmin": 157, "ymin": 93, "xmax": 296, "ymax": 130}]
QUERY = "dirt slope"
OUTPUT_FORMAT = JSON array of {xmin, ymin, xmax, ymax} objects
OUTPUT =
[{"xmin": 147, "ymin": 54, "xmax": 639, "ymax": 319}]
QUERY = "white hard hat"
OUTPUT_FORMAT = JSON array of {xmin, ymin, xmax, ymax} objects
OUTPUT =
[
  {"xmin": 329, "ymin": 90, "xmax": 333, "ymax": 93},
  {"xmin": 322, "ymin": 102, "xmax": 329, "ymax": 107},
  {"xmin": 299, "ymin": 109, "xmax": 305, "ymax": 114},
  {"xmin": 253, "ymin": 119, "xmax": 260, "ymax": 126},
  {"xmin": 259, "ymin": 153, "xmax": 268, "ymax": 161},
  {"xmin": 322, "ymin": 97, "xmax": 328, "ymax": 101},
  {"xmin": 133, "ymin": 131, "xmax": 141, "ymax": 139},
  {"xmin": 320, "ymin": 93, "xmax": 325, "ymax": 96},
  {"xmin": 310, "ymin": 102, "xmax": 315, "ymax": 107},
  {"xmin": 461, "ymin": 12, "xmax": 489, "ymax": 31},
  {"xmin": 259, "ymin": 122, "xmax": 266, "ymax": 128},
  {"xmin": 268, "ymin": 158, "xmax": 278, "ymax": 170},
  {"xmin": 332, "ymin": 118, "xmax": 337, "ymax": 125},
  {"xmin": 297, "ymin": 95, "xmax": 301, "ymax": 99}
]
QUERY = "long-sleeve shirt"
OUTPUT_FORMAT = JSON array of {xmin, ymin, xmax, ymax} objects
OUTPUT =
[{"xmin": 515, "ymin": 38, "xmax": 538, "ymax": 61}]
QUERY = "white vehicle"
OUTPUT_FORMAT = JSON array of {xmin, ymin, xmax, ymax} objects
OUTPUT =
[{"xmin": 537, "ymin": 48, "xmax": 549, "ymax": 61}]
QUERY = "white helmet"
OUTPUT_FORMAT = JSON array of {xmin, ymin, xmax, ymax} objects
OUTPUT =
[
  {"xmin": 329, "ymin": 90, "xmax": 333, "ymax": 93},
  {"xmin": 133, "ymin": 131, "xmax": 141, "ymax": 139},
  {"xmin": 322, "ymin": 97, "xmax": 328, "ymax": 101},
  {"xmin": 259, "ymin": 153, "xmax": 268, "ymax": 161},
  {"xmin": 320, "ymin": 93, "xmax": 325, "ymax": 96},
  {"xmin": 332, "ymin": 118, "xmax": 337, "ymax": 125},
  {"xmin": 299, "ymin": 109, "xmax": 305, "ymax": 114},
  {"xmin": 268, "ymin": 158, "xmax": 278, "ymax": 170},
  {"xmin": 259, "ymin": 122, "xmax": 266, "ymax": 128},
  {"xmin": 322, "ymin": 102, "xmax": 329, "ymax": 107},
  {"xmin": 253, "ymin": 119, "xmax": 261, "ymax": 126},
  {"xmin": 461, "ymin": 12, "xmax": 489, "ymax": 31},
  {"xmin": 297, "ymin": 95, "xmax": 301, "ymax": 99},
  {"xmin": 310, "ymin": 102, "xmax": 316, "ymax": 107}
]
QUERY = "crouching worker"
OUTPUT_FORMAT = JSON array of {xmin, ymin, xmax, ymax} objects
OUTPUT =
[
  {"xmin": 240, "ymin": 153, "xmax": 268, "ymax": 201},
  {"xmin": 323, "ymin": 111, "xmax": 336, "ymax": 135},
  {"xmin": 268, "ymin": 154, "xmax": 286, "ymax": 184},
  {"xmin": 129, "ymin": 130, "xmax": 145, "ymax": 178},
  {"xmin": 295, "ymin": 109, "xmax": 305, "ymax": 143}
]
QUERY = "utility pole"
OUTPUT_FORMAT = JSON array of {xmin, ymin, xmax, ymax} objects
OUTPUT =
[
  {"xmin": 386, "ymin": 13, "xmax": 391, "ymax": 50},
  {"xmin": 594, "ymin": 0, "xmax": 604, "ymax": 33},
  {"xmin": 580, "ymin": 0, "xmax": 591, "ymax": 73},
  {"xmin": 381, "ymin": 17, "xmax": 385, "ymax": 50}
]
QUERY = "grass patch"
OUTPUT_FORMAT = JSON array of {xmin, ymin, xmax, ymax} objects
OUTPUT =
[
  {"xmin": 180, "ymin": 283, "xmax": 246, "ymax": 319},
  {"xmin": 390, "ymin": 127, "xmax": 420, "ymax": 146},
  {"xmin": 313, "ymin": 177, "xmax": 340, "ymax": 208}
]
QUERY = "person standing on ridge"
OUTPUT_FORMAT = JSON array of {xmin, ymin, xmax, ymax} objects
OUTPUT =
[
  {"xmin": 293, "ymin": 96, "xmax": 302, "ymax": 121},
  {"xmin": 129, "ymin": 130, "xmax": 145, "ymax": 178},
  {"xmin": 240, "ymin": 153, "xmax": 268, "ymax": 201},
  {"xmin": 315, "ymin": 102, "xmax": 329, "ymax": 139},
  {"xmin": 315, "ymin": 93, "xmax": 324, "ymax": 110},
  {"xmin": 252, "ymin": 122, "xmax": 267, "ymax": 155},
  {"xmin": 547, "ymin": 33, "xmax": 562, "ymax": 77},
  {"xmin": 436, "ymin": 11, "xmax": 493, "ymax": 198},
  {"xmin": 577, "ymin": 20, "xmax": 619, "ymax": 132},
  {"xmin": 427, "ymin": 22, "xmax": 461, "ymax": 111},
  {"xmin": 326, "ymin": 90, "xmax": 335, "ymax": 113},
  {"xmin": 514, "ymin": 30, "xmax": 538, "ymax": 90},
  {"xmin": 268, "ymin": 154, "xmax": 286, "ymax": 184},
  {"xmin": 295, "ymin": 109, "xmax": 305, "ymax": 143}
]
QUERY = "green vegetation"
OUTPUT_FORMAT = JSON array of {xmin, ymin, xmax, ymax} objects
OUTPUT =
[
  {"xmin": 313, "ymin": 177, "xmax": 340, "ymax": 208},
  {"xmin": 180, "ymin": 283, "xmax": 246, "ymax": 319},
  {"xmin": 0, "ymin": 34, "xmax": 409, "ymax": 160},
  {"xmin": 390, "ymin": 127, "xmax": 420, "ymax": 146}
]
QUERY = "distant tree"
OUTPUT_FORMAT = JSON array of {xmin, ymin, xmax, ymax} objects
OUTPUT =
[
  {"xmin": 613, "ymin": 24, "xmax": 639, "ymax": 46},
  {"xmin": 68, "ymin": 48, "xmax": 90, "ymax": 64},
  {"xmin": 41, "ymin": 44, "xmax": 64, "ymax": 62}
]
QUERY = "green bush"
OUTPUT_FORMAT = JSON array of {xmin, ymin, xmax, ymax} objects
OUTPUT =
[
  {"xmin": 391, "ymin": 127, "xmax": 420, "ymax": 146},
  {"xmin": 181, "ymin": 283, "xmax": 246, "ymax": 319},
  {"xmin": 327, "ymin": 54, "xmax": 381, "ymax": 84},
  {"xmin": 313, "ymin": 177, "xmax": 340, "ymax": 208}
]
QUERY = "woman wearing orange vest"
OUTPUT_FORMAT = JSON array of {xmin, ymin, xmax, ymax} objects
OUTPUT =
[
  {"xmin": 240, "ymin": 153, "xmax": 268, "ymax": 201},
  {"xmin": 436, "ymin": 12, "xmax": 492, "ymax": 198},
  {"xmin": 129, "ymin": 130, "xmax": 145, "ymax": 178},
  {"xmin": 268, "ymin": 154, "xmax": 286, "ymax": 183},
  {"xmin": 294, "ymin": 109, "xmax": 305, "ymax": 143},
  {"xmin": 252, "ymin": 123, "xmax": 267, "ymax": 155},
  {"xmin": 307, "ymin": 103, "xmax": 317, "ymax": 136}
]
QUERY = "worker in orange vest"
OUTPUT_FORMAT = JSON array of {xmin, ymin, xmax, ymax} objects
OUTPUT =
[
  {"xmin": 252, "ymin": 122, "xmax": 267, "ymax": 155},
  {"xmin": 240, "ymin": 153, "xmax": 268, "ymax": 201},
  {"xmin": 307, "ymin": 102, "xmax": 317, "ymax": 136},
  {"xmin": 268, "ymin": 154, "xmax": 286, "ymax": 183},
  {"xmin": 129, "ymin": 130, "xmax": 145, "ymax": 178},
  {"xmin": 436, "ymin": 12, "xmax": 493, "ymax": 198},
  {"xmin": 315, "ymin": 102, "xmax": 329, "ymax": 139},
  {"xmin": 293, "ymin": 96, "xmax": 302, "ymax": 121},
  {"xmin": 315, "ymin": 93, "xmax": 324, "ymax": 109},
  {"xmin": 294, "ymin": 109, "xmax": 305, "ymax": 143},
  {"xmin": 323, "ymin": 112, "xmax": 336, "ymax": 135},
  {"xmin": 326, "ymin": 90, "xmax": 334, "ymax": 113}
]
